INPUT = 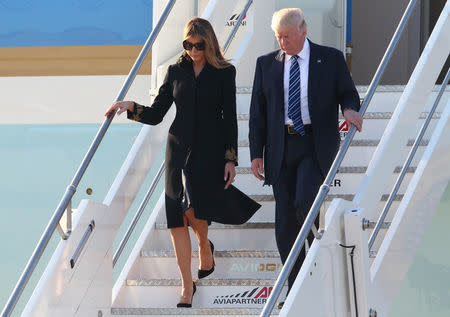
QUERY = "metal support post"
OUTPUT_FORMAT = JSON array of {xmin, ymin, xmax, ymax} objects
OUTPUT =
[{"xmin": 344, "ymin": 208, "xmax": 372, "ymax": 317}]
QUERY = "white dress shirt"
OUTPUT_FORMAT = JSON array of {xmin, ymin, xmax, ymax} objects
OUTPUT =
[{"xmin": 284, "ymin": 38, "xmax": 311, "ymax": 125}]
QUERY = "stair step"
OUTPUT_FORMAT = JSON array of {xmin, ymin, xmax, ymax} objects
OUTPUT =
[
  {"xmin": 234, "ymin": 168, "xmax": 414, "ymax": 195},
  {"xmin": 155, "ymin": 222, "xmax": 275, "ymax": 230},
  {"xmin": 238, "ymin": 115, "xmax": 439, "ymax": 142},
  {"xmin": 250, "ymin": 194, "xmax": 404, "ymax": 202},
  {"xmin": 127, "ymin": 278, "xmax": 277, "ymax": 287},
  {"xmin": 148, "ymin": 225, "xmax": 278, "ymax": 251},
  {"xmin": 236, "ymin": 85, "xmax": 440, "ymax": 94},
  {"xmin": 238, "ymin": 139, "xmax": 429, "ymax": 148},
  {"xmin": 149, "ymin": 195, "xmax": 400, "ymax": 251},
  {"xmin": 138, "ymin": 250, "xmax": 282, "ymax": 280},
  {"xmin": 116, "ymin": 279, "xmax": 287, "ymax": 309},
  {"xmin": 237, "ymin": 112, "xmax": 442, "ymax": 121},
  {"xmin": 235, "ymin": 85, "xmax": 405, "ymax": 113},
  {"xmin": 141, "ymin": 250, "xmax": 280, "ymax": 258},
  {"xmin": 111, "ymin": 307, "xmax": 279, "ymax": 315},
  {"xmin": 237, "ymin": 86, "xmax": 448, "ymax": 115},
  {"xmin": 362, "ymin": 220, "xmax": 391, "ymax": 230},
  {"xmin": 246, "ymin": 201, "xmax": 275, "ymax": 222},
  {"xmin": 237, "ymin": 145, "xmax": 425, "ymax": 167},
  {"xmin": 236, "ymin": 166, "xmax": 416, "ymax": 174}
]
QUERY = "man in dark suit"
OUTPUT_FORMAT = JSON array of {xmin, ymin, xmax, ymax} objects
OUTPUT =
[{"xmin": 249, "ymin": 8, "xmax": 362, "ymax": 304}]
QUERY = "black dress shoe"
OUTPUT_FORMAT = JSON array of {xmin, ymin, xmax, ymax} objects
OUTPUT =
[
  {"xmin": 177, "ymin": 282, "xmax": 196, "ymax": 308},
  {"xmin": 198, "ymin": 240, "xmax": 215, "ymax": 279},
  {"xmin": 277, "ymin": 301, "xmax": 284, "ymax": 309}
]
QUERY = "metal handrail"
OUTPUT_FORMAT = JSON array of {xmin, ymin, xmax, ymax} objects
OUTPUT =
[
  {"xmin": 111, "ymin": 0, "xmax": 255, "ymax": 267},
  {"xmin": 368, "ymin": 67, "xmax": 450, "ymax": 250},
  {"xmin": 0, "ymin": 1, "xmax": 176, "ymax": 316},
  {"xmin": 260, "ymin": 0, "xmax": 419, "ymax": 315},
  {"xmin": 113, "ymin": 163, "xmax": 165, "ymax": 267}
]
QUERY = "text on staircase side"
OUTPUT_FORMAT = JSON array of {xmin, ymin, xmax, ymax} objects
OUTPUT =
[
  {"xmin": 226, "ymin": 13, "xmax": 247, "ymax": 27},
  {"xmin": 229, "ymin": 263, "xmax": 281, "ymax": 273},
  {"xmin": 213, "ymin": 287, "xmax": 273, "ymax": 305}
]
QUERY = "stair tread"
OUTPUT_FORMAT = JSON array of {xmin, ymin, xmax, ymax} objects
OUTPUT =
[
  {"xmin": 127, "ymin": 279, "xmax": 278, "ymax": 287},
  {"xmin": 111, "ymin": 307, "xmax": 279, "ymax": 315},
  {"xmin": 249, "ymin": 194, "xmax": 404, "ymax": 202},
  {"xmin": 236, "ymin": 166, "xmax": 416, "ymax": 174},
  {"xmin": 237, "ymin": 112, "xmax": 441, "ymax": 121},
  {"xmin": 155, "ymin": 222, "xmax": 275, "ymax": 230},
  {"xmin": 238, "ymin": 139, "xmax": 429, "ymax": 147},
  {"xmin": 236, "ymin": 84, "xmax": 448, "ymax": 93},
  {"xmin": 141, "ymin": 250, "xmax": 280, "ymax": 258}
]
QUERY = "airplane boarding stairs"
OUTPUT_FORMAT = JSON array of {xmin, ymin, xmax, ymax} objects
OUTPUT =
[
  {"xmin": 17, "ymin": 82, "xmax": 450, "ymax": 317},
  {"xmin": 109, "ymin": 84, "xmax": 449, "ymax": 316},
  {"xmin": 108, "ymin": 5, "xmax": 450, "ymax": 312},
  {"xmin": 3, "ymin": 0, "xmax": 449, "ymax": 316}
]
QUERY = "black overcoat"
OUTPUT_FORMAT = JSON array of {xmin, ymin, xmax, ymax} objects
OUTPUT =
[{"xmin": 128, "ymin": 56, "xmax": 260, "ymax": 225}]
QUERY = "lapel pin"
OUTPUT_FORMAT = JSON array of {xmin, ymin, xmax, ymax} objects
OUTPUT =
[{"xmin": 317, "ymin": 59, "xmax": 322, "ymax": 63}]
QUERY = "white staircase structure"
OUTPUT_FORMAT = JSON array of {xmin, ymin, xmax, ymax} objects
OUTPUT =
[{"xmin": 2, "ymin": 0, "xmax": 449, "ymax": 317}]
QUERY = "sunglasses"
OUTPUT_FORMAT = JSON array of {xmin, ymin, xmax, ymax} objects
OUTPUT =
[{"xmin": 183, "ymin": 40, "xmax": 205, "ymax": 51}]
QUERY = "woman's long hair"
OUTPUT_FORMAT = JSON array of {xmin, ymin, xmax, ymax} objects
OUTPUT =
[{"xmin": 182, "ymin": 17, "xmax": 231, "ymax": 69}]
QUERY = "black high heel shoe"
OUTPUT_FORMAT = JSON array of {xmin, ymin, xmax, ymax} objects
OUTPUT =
[
  {"xmin": 177, "ymin": 282, "xmax": 196, "ymax": 308},
  {"xmin": 198, "ymin": 240, "xmax": 215, "ymax": 279}
]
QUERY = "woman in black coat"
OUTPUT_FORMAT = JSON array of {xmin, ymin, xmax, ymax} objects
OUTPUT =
[{"xmin": 106, "ymin": 18, "xmax": 259, "ymax": 307}]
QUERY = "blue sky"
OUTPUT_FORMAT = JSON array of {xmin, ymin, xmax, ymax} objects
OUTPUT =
[{"xmin": 0, "ymin": 0, "xmax": 153, "ymax": 47}]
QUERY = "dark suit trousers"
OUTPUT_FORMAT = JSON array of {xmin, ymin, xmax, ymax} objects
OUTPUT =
[{"xmin": 272, "ymin": 130, "xmax": 323, "ymax": 291}]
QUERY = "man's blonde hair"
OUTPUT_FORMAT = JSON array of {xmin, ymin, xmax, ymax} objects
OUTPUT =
[{"xmin": 271, "ymin": 8, "xmax": 307, "ymax": 32}]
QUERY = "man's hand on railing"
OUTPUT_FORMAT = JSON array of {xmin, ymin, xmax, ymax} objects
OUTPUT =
[
  {"xmin": 343, "ymin": 108, "xmax": 363, "ymax": 132},
  {"xmin": 105, "ymin": 101, "xmax": 135, "ymax": 117}
]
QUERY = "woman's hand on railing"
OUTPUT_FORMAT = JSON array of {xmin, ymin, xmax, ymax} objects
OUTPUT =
[{"xmin": 105, "ymin": 101, "xmax": 135, "ymax": 117}]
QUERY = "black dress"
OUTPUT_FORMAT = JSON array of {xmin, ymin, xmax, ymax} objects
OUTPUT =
[{"xmin": 127, "ymin": 55, "xmax": 260, "ymax": 228}]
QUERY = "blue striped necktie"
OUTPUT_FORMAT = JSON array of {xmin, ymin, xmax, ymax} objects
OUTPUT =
[{"xmin": 288, "ymin": 55, "xmax": 305, "ymax": 135}]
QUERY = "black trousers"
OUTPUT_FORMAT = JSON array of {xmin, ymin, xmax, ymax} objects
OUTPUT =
[{"xmin": 272, "ymin": 129, "xmax": 323, "ymax": 291}]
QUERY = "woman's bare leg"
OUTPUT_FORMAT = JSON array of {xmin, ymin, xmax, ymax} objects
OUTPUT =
[
  {"xmin": 170, "ymin": 214, "xmax": 194, "ymax": 304},
  {"xmin": 185, "ymin": 207, "xmax": 213, "ymax": 270}
]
